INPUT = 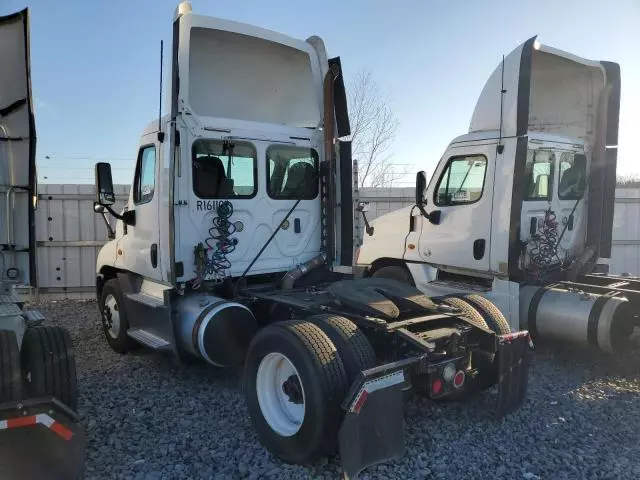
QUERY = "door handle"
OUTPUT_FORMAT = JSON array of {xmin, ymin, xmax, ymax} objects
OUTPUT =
[
  {"xmin": 150, "ymin": 244, "xmax": 158, "ymax": 268},
  {"xmin": 473, "ymin": 239, "xmax": 486, "ymax": 260}
]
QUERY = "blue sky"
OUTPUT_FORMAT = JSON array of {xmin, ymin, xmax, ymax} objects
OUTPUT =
[{"xmin": 3, "ymin": 0, "xmax": 639, "ymax": 185}]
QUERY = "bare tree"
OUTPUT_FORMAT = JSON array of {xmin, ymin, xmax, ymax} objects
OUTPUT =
[{"xmin": 348, "ymin": 70, "xmax": 402, "ymax": 187}]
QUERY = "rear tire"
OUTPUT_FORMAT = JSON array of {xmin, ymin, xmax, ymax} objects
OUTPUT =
[
  {"xmin": 22, "ymin": 326, "xmax": 78, "ymax": 410},
  {"xmin": 99, "ymin": 279, "xmax": 137, "ymax": 353},
  {"xmin": 439, "ymin": 296, "xmax": 489, "ymax": 330},
  {"xmin": 308, "ymin": 314, "xmax": 376, "ymax": 385},
  {"xmin": 371, "ymin": 265, "xmax": 414, "ymax": 285},
  {"xmin": 456, "ymin": 294, "xmax": 511, "ymax": 334},
  {"xmin": 438, "ymin": 297, "xmax": 495, "ymax": 396},
  {"xmin": 0, "ymin": 330, "xmax": 23, "ymax": 402},
  {"xmin": 244, "ymin": 320, "xmax": 348, "ymax": 464}
]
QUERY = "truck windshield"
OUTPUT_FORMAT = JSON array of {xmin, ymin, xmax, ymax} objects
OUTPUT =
[{"xmin": 192, "ymin": 139, "xmax": 257, "ymax": 199}]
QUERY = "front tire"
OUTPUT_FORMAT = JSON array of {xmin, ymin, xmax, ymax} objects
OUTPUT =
[
  {"xmin": 99, "ymin": 279, "xmax": 137, "ymax": 353},
  {"xmin": 244, "ymin": 320, "xmax": 348, "ymax": 464}
]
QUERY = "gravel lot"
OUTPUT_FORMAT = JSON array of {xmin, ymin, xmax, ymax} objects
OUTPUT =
[{"xmin": 40, "ymin": 300, "xmax": 640, "ymax": 480}]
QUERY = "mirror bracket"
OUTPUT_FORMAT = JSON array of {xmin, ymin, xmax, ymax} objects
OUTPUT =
[
  {"xmin": 94, "ymin": 202, "xmax": 115, "ymax": 239},
  {"xmin": 356, "ymin": 201, "xmax": 374, "ymax": 236}
]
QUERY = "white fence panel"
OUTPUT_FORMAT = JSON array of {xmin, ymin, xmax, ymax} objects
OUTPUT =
[
  {"xmin": 36, "ymin": 184, "xmax": 129, "ymax": 293},
  {"xmin": 31, "ymin": 185, "xmax": 640, "ymax": 296}
]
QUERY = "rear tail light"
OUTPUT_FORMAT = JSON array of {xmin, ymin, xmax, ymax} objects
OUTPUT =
[
  {"xmin": 431, "ymin": 378, "xmax": 443, "ymax": 395},
  {"xmin": 453, "ymin": 370, "xmax": 465, "ymax": 388}
]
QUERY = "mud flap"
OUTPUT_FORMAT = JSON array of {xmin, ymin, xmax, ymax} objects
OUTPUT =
[
  {"xmin": 496, "ymin": 331, "xmax": 533, "ymax": 416},
  {"xmin": 0, "ymin": 397, "xmax": 85, "ymax": 480},
  {"xmin": 338, "ymin": 359, "xmax": 414, "ymax": 480}
]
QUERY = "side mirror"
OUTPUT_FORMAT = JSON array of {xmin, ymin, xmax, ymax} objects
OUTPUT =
[
  {"xmin": 415, "ymin": 171, "xmax": 427, "ymax": 206},
  {"xmin": 95, "ymin": 162, "xmax": 115, "ymax": 205}
]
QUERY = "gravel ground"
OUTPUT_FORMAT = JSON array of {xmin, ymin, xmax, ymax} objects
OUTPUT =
[{"xmin": 40, "ymin": 300, "xmax": 640, "ymax": 480}]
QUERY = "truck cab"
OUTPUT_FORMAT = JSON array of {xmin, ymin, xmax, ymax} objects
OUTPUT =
[
  {"xmin": 96, "ymin": 8, "xmax": 352, "ymax": 289},
  {"xmin": 356, "ymin": 38, "xmax": 629, "ymax": 352}
]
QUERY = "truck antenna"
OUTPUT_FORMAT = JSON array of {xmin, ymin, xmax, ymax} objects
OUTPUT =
[
  {"xmin": 157, "ymin": 40, "xmax": 165, "ymax": 143},
  {"xmin": 497, "ymin": 54, "xmax": 505, "ymax": 154}
]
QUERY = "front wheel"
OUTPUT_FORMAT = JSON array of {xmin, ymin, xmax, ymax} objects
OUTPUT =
[
  {"xmin": 244, "ymin": 320, "xmax": 348, "ymax": 464},
  {"xmin": 99, "ymin": 279, "xmax": 137, "ymax": 353}
]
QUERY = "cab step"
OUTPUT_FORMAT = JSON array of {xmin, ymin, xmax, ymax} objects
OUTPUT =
[
  {"xmin": 127, "ymin": 329, "xmax": 170, "ymax": 350},
  {"xmin": 126, "ymin": 292, "xmax": 165, "ymax": 308}
]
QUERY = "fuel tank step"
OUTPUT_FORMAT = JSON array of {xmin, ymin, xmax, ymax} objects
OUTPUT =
[{"xmin": 127, "ymin": 329, "xmax": 170, "ymax": 350}]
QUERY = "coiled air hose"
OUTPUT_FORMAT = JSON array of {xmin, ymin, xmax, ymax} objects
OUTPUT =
[{"xmin": 192, "ymin": 200, "xmax": 238, "ymax": 289}]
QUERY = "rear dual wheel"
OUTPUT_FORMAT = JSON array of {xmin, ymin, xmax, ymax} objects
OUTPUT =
[
  {"xmin": 440, "ymin": 296, "xmax": 509, "ymax": 390},
  {"xmin": 0, "ymin": 330, "xmax": 23, "ymax": 403},
  {"xmin": 22, "ymin": 326, "xmax": 79, "ymax": 411},
  {"xmin": 245, "ymin": 320, "xmax": 347, "ymax": 464},
  {"xmin": 244, "ymin": 318, "xmax": 376, "ymax": 464}
]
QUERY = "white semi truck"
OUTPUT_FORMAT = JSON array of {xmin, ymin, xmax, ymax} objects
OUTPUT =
[
  {"xmin": 93, "ymin": 3, "xmax": 531, "ymax": 477},
  {"xmin": 0, "ymin": 8, "xmax": 84, "ymax": 479},
  {"xmin": 355, "ymin": 38, "xmax": 633, "ymax": 354}
]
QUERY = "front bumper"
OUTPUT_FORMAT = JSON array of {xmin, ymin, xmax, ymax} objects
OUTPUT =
[{"xmin": 337, "ymin": 331, "xmax": 533, "ymax": 479}]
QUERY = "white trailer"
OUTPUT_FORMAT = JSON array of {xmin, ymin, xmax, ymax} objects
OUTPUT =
[
  {"xmin": 93, "ymin": 3, "xmax": 531, "ymax": 477},
  {"xmin": 0, "ymin": 8, "xmax": 84, "ymax": 479},
  {"xmin": 355, "ymin": 38, "xmax": 632, "ymax": 354}
]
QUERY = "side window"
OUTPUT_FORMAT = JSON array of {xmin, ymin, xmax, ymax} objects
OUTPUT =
[
  {"xmin": 558, "ymin": 152, "xmax": 586, "ymax": 200},
  {"xmin": 434, "ymin": 155, "xmax": 487, "ymax": 206},
  {"xmin": 525, "ymin": 150, "xmax": 553, "ymax": 201},
  {"xmin": 134, "ymin": 146, "xmax": 156, "ymax": 205},
  {"xmin": 267, "ymin": 146, "xmax": 319, "ymax": 199},
  {"xmin": 192, "ymin": 140, "xmax": 257, "ymax": 198}
]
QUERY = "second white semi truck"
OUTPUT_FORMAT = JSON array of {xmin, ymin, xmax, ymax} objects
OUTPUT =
[{"xmin": 355, "ymin": 38, "xmax": 635, "ymax": 355}]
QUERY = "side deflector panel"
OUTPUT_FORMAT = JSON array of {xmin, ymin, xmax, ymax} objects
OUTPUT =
[
  {"xmin": 0, "ymin": 8, "xmax": 37, "ymax": 286},
  {"xmin": 588, "ymin": 62, "xmax": 620, "ymax": 258}
]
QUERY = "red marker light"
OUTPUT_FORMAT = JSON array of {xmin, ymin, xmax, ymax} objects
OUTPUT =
[
  {"xmin": 432, "ymin": 378, "xmax": 443, "ymax": 395},
  {"xmin": 453, "ymin": 370, "xmax": 465, "ymax": 388}
]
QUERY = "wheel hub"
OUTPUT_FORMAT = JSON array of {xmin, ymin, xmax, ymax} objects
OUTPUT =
[
  {"xmin": 103, "ymin": 294, "xmax": 121, "ymax": 339},
  {"xmin": 256, "ymin": 352, "xmax": 306, "ymax": 437},
  {"xmin": 281, "ymin": 375, "xmax": 303, "ymax": 404}
]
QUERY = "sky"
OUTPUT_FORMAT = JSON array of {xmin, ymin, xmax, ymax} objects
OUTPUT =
[{"xmin": 2, "ymin": 0, "xmax": 639, "ymax": 185}]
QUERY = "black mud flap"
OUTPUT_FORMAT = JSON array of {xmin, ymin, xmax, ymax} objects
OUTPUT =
[
  {"xmin": 496, "ymin": 331, "xmax": 533, "ymax": 416},
  {"xmin": 338, "ymin": 359, "xmax": 414, "ymax": 480},
  {"xmin": 0, "ymin": 397, "xmax": 85, "ymax": 480}
]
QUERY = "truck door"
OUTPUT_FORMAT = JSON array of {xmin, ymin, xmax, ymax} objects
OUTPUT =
[
  {"xmin": 117, "ymin": 136, "xmax": 162, "ymax": 282},
  {"xmin": 418, "ymin": 141, "xmax": 496, "ymax": 273}
]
